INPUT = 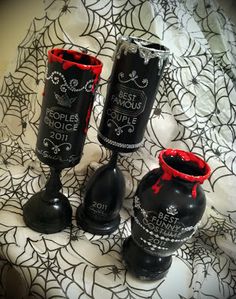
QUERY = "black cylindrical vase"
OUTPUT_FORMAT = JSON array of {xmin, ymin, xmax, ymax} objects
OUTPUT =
[
  {"xmin": 36, "ymin": 48, "xmax": 102, "ymax": 169},
  {"xmin": 98, "ymin": 36, "xmax": 170, "ymax": 152},
  {"xmin": 23, "ymin": 48, "xmax": 102, "ymax": 233},
  {"xmin": 122, "ymin": 149, "xmax": 211, "ymax": 280},
  {"xmin": 76, "ymin": 36, "xmax": 170, "ymax": 235}
]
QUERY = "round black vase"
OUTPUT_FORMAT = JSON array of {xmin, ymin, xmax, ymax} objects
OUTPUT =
[
  {"xmin": 23, "ymin": 168, "xmax": 72, "ymax": 234},
  {"xmin": 76, "ymin": 152, "xmax": 125, "ymax": 235},
  {"xmin": 122, "ymin": 149, "xmax": 211, "ymax": 280}
]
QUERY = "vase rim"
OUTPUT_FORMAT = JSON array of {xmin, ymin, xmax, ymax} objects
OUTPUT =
[
  {"xmin": 159, "ymin": 148, "xmax": 211, "ymax": 183},
  {"xmin": 48, "ymin": 48, "xmax": 103, "ymax": 71},
  {"xmin": 121, "ymin": 36, "xmax": 170, "ymax": 54}
]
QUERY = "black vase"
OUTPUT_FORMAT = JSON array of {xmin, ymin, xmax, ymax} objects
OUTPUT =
[
  {"xmin": 76, "ymin": 36, "xmax": 170, "ymax": 235},
  {"xmin": 23, "ymin": 48, "xmax": 102, "ymax": 233},
  {"xmin": 122, "ymin": 148, "xmax": 211, "ymax": 280}
]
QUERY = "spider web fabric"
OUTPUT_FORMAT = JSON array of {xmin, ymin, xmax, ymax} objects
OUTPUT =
[{"xmin": 0, "ymin": 0, "xmax": 236, "ymax": 298}]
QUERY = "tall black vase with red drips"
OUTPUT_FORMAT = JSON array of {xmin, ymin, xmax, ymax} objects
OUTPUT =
[
  {"xmin": 76, "ymin": 36, "xmax": 170, "ymax": 235},
  {"xmin": 122, "ymin": 149, "xmax": 211, "ymax": 280},
  {"xmin": 23, "ymin": 48, "xmax": 102, "ymax": 233}
]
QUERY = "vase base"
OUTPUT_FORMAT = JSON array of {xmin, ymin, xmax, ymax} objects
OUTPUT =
[
  {"xmin": 23, "ymin": 191, "xmax": 72, "ymax": 234},
  {"xmin": 122, "ymin": 237, "xmax": 172, "ymax": 281},
  {"xmin": 76, "ymin": 205, "xmax": 120, "ymax": 235}
]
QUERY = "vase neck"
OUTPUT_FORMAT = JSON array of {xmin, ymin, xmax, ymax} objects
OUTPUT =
[
  {"xmin": 44, "ymin": 167, "xmax": 62, "ymax": 201},
  {"xmin": 108, "ymin": 151, "xmax": 119, "ymax": 167},
  {"xmin": 152, "ymin": 149, "xmax": 211, "ymax": 199},
  {"xmin": 158, "ymin": 149, "xmax": 211, "ymax": 184}
]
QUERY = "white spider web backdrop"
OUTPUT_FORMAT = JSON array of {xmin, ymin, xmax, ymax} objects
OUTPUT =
[{"xmin": 0, "ymin": 0, "xmax": 236, "ymax": 298}]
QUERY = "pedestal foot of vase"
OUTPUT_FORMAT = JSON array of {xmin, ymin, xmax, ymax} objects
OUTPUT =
[
  {"xmin": 23, "ymin": 191, "xmax": 72, "ymax": 234},
  {"xmin": 122, "ymin": 237, "xmax": 172, "ymax": 280},
  {"xmin": 76, "ymin": 205, "xmax": 120, "ymax": 235},
  {"xmin": 23, "ymin": 168, "xmax": 72, "ymax": 234},
  {"xmin": 76, "ymin": 151, "xmax": 125, "ymax": 235}
]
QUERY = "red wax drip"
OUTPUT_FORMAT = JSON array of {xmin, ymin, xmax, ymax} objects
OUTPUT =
[
  {"xmin": 48, "ymin": 48, "xmax": 103, "ymax": 92},
  {"xmin": 48, "ymin": 49, "xmax": 64, "ymax": 63},
  {"xmin": 159, "ymin": 149, "xmax": 211, "ymax": 183},
  {"xmin": 152, "ymin": 149, "xmax": 211, "ymax": 199},
  {"xmin": 152, "ymin": 172, "xmax": 172, "ymax": 194},
  {"xmin": 73, "ymin": 53, "xmax": 82, "ymax": 61},
  {"xmin": 192, "ymin": 183, "xmax": 199, "ymax": 199}
]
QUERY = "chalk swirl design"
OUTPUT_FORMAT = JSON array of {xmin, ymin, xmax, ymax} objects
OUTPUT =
[
  {"xmin": 43, "ymin": 138, "xmax": 72, "ymax": 154},
  {"xmin": 46, "ymin": 70, "xmax": 93, "ymax": 93},
  {"xmin": 118, "ymin": 71, "xmax": 148, "ymax": 88},
  {"xmin": 107, "ymin": 119, "xmax": 134, "ymax": 136}
]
